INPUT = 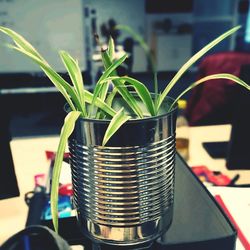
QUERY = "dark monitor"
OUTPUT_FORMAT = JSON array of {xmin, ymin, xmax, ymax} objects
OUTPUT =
[
  {"xmin": 145, "ymin": 0, "xmax": 193, "ymax": 13},
  {"xmin": 0, "ymin": 138, "xmax": 19, "ymax": 200},
  {"xmin": 0, "ymin": 96, "xmax": 19, "ymax": 200},
  {"xmin": 226, "ymin": 64, "xmax": 250, "ymax": 169}
]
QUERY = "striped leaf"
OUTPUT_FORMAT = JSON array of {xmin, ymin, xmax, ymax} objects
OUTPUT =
[
  {"xmin": 102, "ymin": 108, "xmax": 130, "ymax": 146},
  {"xmin": 84, "ymin": 90, "xmax": 116, "ymax": 117},
  {"xmin": 0, "ymin": 26, "xmax": 44, "ymax": 61},
  {"xmin": 59, "ymin": 51, "xmax": 87, "ymax": 116},
  {"xmin": 108, "ymin": 36, "xmax": 115, "ymax": 61},
  {"xmin": 90, "ymin": 54, "xmax": 127, "ymax": 117},
  {"xmin": 106, "ymin": 87, "xmax": 118, "ymax": 107},
  {"xmin": 169, "ymin": 73, "xmax": 250, "ymax": 110},
  {"xmin": 102, "ymin": 76, "xmax": 156, "ymax": 116},
  {"xmin": 101, "ymin": 50, "xmax": 143, "ymax": 117},
  {"xmin": 8, "ymin": 45, "xmax": 78, "ymax": 112},
  {"xmin": 51, "ymin": 111, "xmax": 81, "ymax": 232},
  {"xmin": 116, "ymin": 25, "xmax": 158, "ymax": 97},
  {"xmin": 157, "ymin": 25, "xmax": 241, "ymax": 111}
]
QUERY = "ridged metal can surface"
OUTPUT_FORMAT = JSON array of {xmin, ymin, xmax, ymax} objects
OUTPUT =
[{"xmin": 68, "ymin": 96, "xmax": 177, "ymax": 246}]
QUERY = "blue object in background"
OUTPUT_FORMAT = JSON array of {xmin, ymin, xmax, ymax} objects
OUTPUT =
[
  {"xmin": 42, "ymin": 195, "xmax": 72, "ymax": 220},
  {"xmin": 245, "ymin": 1, "xmax": 250, "ymax": 42}
]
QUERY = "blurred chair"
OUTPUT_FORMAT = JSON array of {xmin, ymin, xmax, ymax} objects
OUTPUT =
[{"xmin": 185, "ymin": 52, "xmax": 250, "ymax": 126}]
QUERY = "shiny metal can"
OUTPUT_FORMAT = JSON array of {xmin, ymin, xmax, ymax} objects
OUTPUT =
[{"xmin": 68, "ymin": 96, "xmax": 177, "ymax": 246}]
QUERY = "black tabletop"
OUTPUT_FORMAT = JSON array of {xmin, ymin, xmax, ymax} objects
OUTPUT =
[{"xmin": 42, "ymin": 155, "xmax": 237, "ymax": 250}]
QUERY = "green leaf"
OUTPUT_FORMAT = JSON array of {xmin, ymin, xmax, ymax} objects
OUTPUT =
[
  {"xmin": 102, "ymin": 108, "xmax": 130, "ymax": 146},
  {"xmin": 90, "ymin": 54, "xmax": 128, "ymax": 117},
  {"xmin": 116, "ymin": 25, "xmax": 158, "ymax": 97},
  {"xmin": 95, "ymin": 80, "xmax": 110, "ymax": 119},
  {"xmin": 84, "ymin": 90, "xmax": 116, "ymax": 117},
  {"xmin": 0, "ymin": 26, "xmax": 44, "ymax": 61},
  {"xmin": 157, "ymin": 25, "xmax": 241, "ymax": 111},
  {"xmin": 113, "ymin": 82, "xmax": 144, "ymax": 118},
  {"xmin": 106, "ymin": 87, "xmax": 118, "ymax": 107},
  {"xmin": 101, "ymin": 48, "xmax": 112, "ymax": 69},
  {"xmin": 59, "ymin": 51, "xmax": 87, "ymax": 116},
  {"xmin": 108, "ymin": 36, "xmax": 115, "ymax": 61},
  {"xmin": 0, "ymin": 27, "xmax": 86, "ymax": 112},
  {"xmin": 7, "ymin": 45, "xmax": 78, "ymax": 112},
  {"xmin": 101, "ymin": 50, "xmax": 143, "ymax": 118},
  {"xmin": 99, "ymin": 81, "xmax": 109, "ymax": 102},
  {"xmin": 169, "ymin": 73, "xmax": 250, "ymax": 110},
  {"xmin": 153, "ymin": 72, "xmax": 159, "ymax": 106},
  {"xmin": 102, "ymin": 76, "xmax": 156, "ymax": 116},
  {"xmin": 98, "ymin": 54, "xmax": 128, "ymax": 86},
  {"xmin": 51, "ymin": 111, "xmax": 81, "ymax": 232},
  {"xmin": 116, "ymin": 25, "xmax": 149, "ymax": 54}
]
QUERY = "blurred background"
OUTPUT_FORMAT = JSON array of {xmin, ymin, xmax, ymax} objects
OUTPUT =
[
  {"xmin": 1, "ymin": 2, "xmax": 250, "ymax": 243},
  {"xmin": 0, "ymin": 0, "xmax": 249, "ymax": 137}
]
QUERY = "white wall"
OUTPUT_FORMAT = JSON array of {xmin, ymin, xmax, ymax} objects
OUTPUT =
[
  {"xmin": 84, "ymin": 0, "xmax": 146, "ymax": 42},
  {"xmin": 83, "ymin": 0, "xmax": 146, "ymax": 73},
  {"xmin": 0, "ymin": 0, "xmax": 85, "ymax": 73}
]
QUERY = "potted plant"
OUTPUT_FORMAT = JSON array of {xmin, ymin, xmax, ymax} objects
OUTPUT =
[{"xmin": 0, "ymin": 25, "xmax": 249, "ymax": 246}]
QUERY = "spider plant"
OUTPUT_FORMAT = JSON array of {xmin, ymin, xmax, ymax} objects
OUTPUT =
[{"xmin": 1, "ymin": 25, "xmax": 250, "ymax": 233}]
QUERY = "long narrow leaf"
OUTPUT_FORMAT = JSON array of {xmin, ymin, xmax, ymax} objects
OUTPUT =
[
  {"xmin": 0, "ymin": 28, "xmax": 84, "ymax": 112},
  {"xmin": 157, "ymin": 25, "xmax": 241, "ymax": 111},
  {"xmin": 109, "ymin": 79, "xmax": 144, "ymax": 118},
  {"xmin": 7, "ymin": 45, "xmax": 80, "ymax": 112},
  {"xmin": 59, "ymin": 51, "xmax": 87, "ymax": 116},
  {"xmin": 51, "ymin": 111, "xmax": 81, "ymax": 232},
  {"xmin": 99, "ymin": 80, "xmax": 110, "ymax": 102},
  {"xmin": 102, "ymin": 76, "xmax": 156, "ymax": 116},
  {"xmin": 116, "ymin": 25, "xmax": 158, "ymax": 97},
  {"xmin": 101, "ymin": 50, "xmax": 143, "ymax": 117},
  {"xmin": 106, "ymin": 87, "xmax": 118, "ymax": 107},
  {"xmin": 97, "ymin": 54, "xmax": 128, "ymax": 89},
  {"xmin": 102, "ymin": 108, "xmax": 130, "ymax": 146},
  {"xmin": 0, "ymin": 26, "xmax": 44, "ymax": 61},
  {"xmin": 116, "ymin": 25, "xmax": 150, "ymax": 55},
  {"xmin": 108, "ymin": 37, "xmax": 115, "ymax": 61},
  {"xmin": 84, "ymin": 90, "xmax": 116, "ymax": 117},
  {"xmin": 90, "ymin": 54, "xmax": 128, "ymax": 116},
  {"xmin": 89, "ymin": 83, "xmax": 105, "ymax": 117},
  {"xmin": 169, "ymin": 73, "xmax": 250, "ymax": 110},
  {"xmin": 95, "ymin": 80, "xmax": 110, "ymax": 119}
]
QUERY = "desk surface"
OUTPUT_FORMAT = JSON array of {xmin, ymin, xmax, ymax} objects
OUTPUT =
[
  {"xmin": 1, "ymin": 125, "xmax": 250, "ymax": 246},
  {"xmin": 188, "ymin": 124, "xmax": 250, "ymax": 184},
  {"xmin": 0, "ymin": 136, "xmax": 59, "ymax": 244}
]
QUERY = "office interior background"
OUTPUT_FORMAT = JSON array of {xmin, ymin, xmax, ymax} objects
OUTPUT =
[
  {"xmin": 1, "ymin": 2, "xmax": 250, "ymax": 248},
  {"xmin": 0, "ymin": 0, "xmax": 249, "ymax": 137}
]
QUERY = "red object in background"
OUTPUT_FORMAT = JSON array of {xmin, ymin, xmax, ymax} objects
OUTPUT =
[
  {"xmin": 34, "ymin": 174, "xmax": 46, "ymax": 187},
  {"xmin": 59, "ymin": 183, "xmax": 73, "ymax": 196},
  {"xmin": 45, "ymin": 151, "xmax": 70, "ymax": 161},
  {"xmin": 186, "ymin": 52, "xmax": 250, "ymax": 126},
  {"xmin": 191, "ymin": 165, "xmax": 232, "ymax": 186},
  {"xmin": 215, "ymin": 195, "xmax": 250, "ymax": 250}
]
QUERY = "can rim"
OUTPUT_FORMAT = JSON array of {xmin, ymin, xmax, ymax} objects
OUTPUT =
[{"xmin": 66, "ymin": 94, "xmax": 178, "ymax": 124}]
